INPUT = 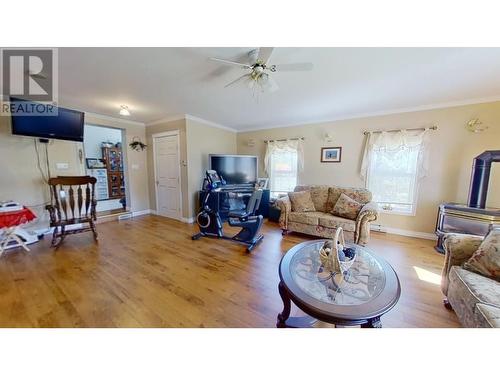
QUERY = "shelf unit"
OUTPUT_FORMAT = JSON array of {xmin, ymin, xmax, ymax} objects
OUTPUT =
[{"xmin": 102, "ymin": 146, "xmax": 125, "ymax": 199}]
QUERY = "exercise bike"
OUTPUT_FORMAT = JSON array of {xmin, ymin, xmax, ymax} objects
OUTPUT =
[{"xmin": 191, "ymin": 170, "xmax": 264, "ymax": 252}]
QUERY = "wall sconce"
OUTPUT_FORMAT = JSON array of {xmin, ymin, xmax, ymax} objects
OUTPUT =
[
  {"xmin": 324, "ymin": 133, "xmax": 334, "ymax": 143},
  {"xmin": 466, "ymin": 118, "xmax": 488, "ymax": 133},
  {"xmin": 247, "ymin": 138, "xmax": 256, "ymax": 147}
]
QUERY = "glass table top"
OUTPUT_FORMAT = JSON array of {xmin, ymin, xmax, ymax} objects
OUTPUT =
[{"xmin": 289, "ymin": 242, "xmax": 386, "ymax": 306}]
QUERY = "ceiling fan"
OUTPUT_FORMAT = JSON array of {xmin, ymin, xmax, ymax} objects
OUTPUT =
[{"xmin": 209, "ymin": 47, "xmax": 313, "ymax": 93}]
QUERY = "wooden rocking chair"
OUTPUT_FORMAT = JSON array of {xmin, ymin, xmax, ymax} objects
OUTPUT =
[{"xmin": 45, "ymin": 176, "xmax": 98, "ymax": 247}]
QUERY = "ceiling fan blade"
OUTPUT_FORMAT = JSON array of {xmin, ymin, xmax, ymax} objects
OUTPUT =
[
  {"xmin": 259, "ymin": 73, "xmax": 279, "ymax": 92},
  {"xmin": 209, "ymin": 57, "xmax": 251, "ymax": 69},
  {"xmin": 257, "ymin": 47, "xmax": 274, "ymax": 64},
  {"xmin": 224, "ymin": 73, "xmax": 251, "ymax": 88},
  {"xmin": 266, "ymin": 76, "xmax": 279, "ymax": 92},
  {"xmin": 269, "ymin": 62, "xmax": 314, "ymax": 72},
  {"xmin": 248, "ymin": 49, "xmax": 259, "ymax": 65}
]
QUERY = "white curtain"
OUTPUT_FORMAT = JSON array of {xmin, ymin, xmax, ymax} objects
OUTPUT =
[
  {"xmin": 264, "ymin": 139, "xmax": 305, "ymax": 174},
  {"xmin": 360, "ymin": 128, "xmax": 431, "ymax": 180}
]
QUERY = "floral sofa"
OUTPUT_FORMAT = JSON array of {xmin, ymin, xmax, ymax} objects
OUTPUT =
[
  {"xmin": 275, "ymin": 185, "xmax": 378, "ymax": 245},
  {"xmin": 441, "ymin": 232, "xmax": 500, "ymax": 328}
]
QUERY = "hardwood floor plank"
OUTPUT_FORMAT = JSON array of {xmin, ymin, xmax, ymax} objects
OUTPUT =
[{"xmin": 0, "ymin": 215, "xmax": 460, "ymax": 327}]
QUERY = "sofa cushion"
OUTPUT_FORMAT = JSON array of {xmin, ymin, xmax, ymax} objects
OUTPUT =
[
  {"xmin": 447, "ymin": 266, "xmax": 500, "ymax": 327},
  {"xmin": 288, "ymin": 211, "xmax": 356, "ymax": 232},
  {"xmin": 318, "ymin": 215, "xmax": 356, "ymax": 232},
  {"xmin": 310, "ymin": 186, "xmax": 330, "ymax": 212},
  {"xmin": 475, "ymin": 303, "xmax": 500, "ymax": 328},
  {"xmin": 288, "ymin": 211, "xmax": 325, "ymax": 226},
  {"xmin": 288, "ymin": 190, "xmax": 315, "ymax": 212},
  {"xmin": 326, "ymin": 186, "xmax": 372, "ymax": 212},
  {"xmin": 294, "ymin": 185, "xmax": 330, "ymax": 212},
  {"xmin": 464, "ymin": 228, "xmax": 500, "ymax": 281},
  {"xmin": 331, "ymin": 193, "xmax": 363, "ymax": 220},
  {"xmin": 450, "ymin": 266, "xmax": 500, "ymax": 305}
]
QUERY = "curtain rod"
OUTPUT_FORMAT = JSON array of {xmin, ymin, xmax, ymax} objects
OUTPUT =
[
  {"xmin": 264, "ymin": 137, "xmax": 305, "ymax": 143},
  {"xmin": 363, "ymin": 125, "xmax": 438, "ymax": 135}
]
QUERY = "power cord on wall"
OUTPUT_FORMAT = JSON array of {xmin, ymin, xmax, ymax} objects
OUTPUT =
[
  {"xmin": 32, "ymin": 139, "xmax": 52, "ymax": 216},
  {"xmin": 34, "ymin": 138, "xmax": 49, "ymax": 183}
]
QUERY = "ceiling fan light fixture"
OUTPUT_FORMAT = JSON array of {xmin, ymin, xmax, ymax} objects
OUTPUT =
[
  {"xmin": 210, "ymin": 47, "xmax": 312, "ymax": 95},
  {"xmin": 119, "ymin": 105, "xmax": 130, "ymax": 116}
]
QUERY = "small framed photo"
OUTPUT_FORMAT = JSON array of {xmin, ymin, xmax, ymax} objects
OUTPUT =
[
  {"xmin": 321, "ymin": 147, "xmax": 342, "ymax": 163},
  {"xmin": 86, "ymin": 158, "xmax": 105, "ymax": 169},
  {"xmin": 257, "ymin": 177, "xmax": 269, "ymax": 189}
]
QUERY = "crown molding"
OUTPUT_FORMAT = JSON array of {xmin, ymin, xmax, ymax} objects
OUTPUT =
[
  {"xmin": 185, "ymin": 114, "xmax": 237, "ymax": 133},
  {"xmin": 84, "ymin": 111, "xmax": 145, "ymax": 127},
  {"xmin": 146, "ymin": 114, "xmax": 186, "ymax": 126},
  {"xmin": 237, "ymin": 95, "xmax": 500, "ymax": 133},
  {"xmin": 146, "ymin": 114, "xmax": 237, "ymax": 133}
]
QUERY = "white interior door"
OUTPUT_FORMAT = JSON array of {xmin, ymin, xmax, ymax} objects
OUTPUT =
[{"xmin": 154, "ymin": 133, "xmax": 181, "ymax": 219}]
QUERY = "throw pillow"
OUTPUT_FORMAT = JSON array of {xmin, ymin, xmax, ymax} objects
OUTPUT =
[
  {"xmin": 464, "ymin": 228, "xmax": 500, "ymax": 281},
  {"xmin": 331, "ymin": 193, "xmax": 363, "ymax": 220},
  {"xmin": 288, "ymin": 190, "xmax": 316, "ymax": 212}
]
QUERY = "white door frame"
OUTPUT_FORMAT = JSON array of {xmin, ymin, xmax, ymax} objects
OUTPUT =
[{"xmin": 152, "ymin": 130, "xmax": 182, "ymax": 220}]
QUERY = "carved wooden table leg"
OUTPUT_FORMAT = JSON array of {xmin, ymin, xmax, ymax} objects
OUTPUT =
[
  {"xmin": 361, "ymin": 316, "xmax": 382, "ymax": 328},
  {"xmin": 277, "ymin": 281, "xmax": 291, "ymax": 328}
]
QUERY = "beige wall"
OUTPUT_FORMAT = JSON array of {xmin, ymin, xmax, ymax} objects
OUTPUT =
[
  {"xmin": 186, "ymin": 118, "xmax": 237, "ymax": 217},
  {"xmin": 0, "ymin": 113, "xmax": 149, "ymax": 230},
  {"xmin": 146, "ymin": 118, "xmax": 189, "ymax": 217},
  {"xmin": 237, "ymin": 101, "xmax": 500, "ymax": 234}
]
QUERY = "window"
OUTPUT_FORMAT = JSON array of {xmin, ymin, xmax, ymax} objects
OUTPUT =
[
  {"xmin": 367, "ymin": 145, "xmax": 419, "ymax": 215},
  {"xmin": 264, "ymin": 139, "xmax": 304, "ymax": 199},
  {"xmin": 268, "ymin": 149, "xmax": 298, "ymax": 198},
  {"xmin": 362, "ymin": 129, "xmax": 430, "ymax": 216}
]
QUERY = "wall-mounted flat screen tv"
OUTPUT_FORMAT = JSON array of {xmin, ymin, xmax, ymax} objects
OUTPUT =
[
  {"xmin": 210, "ymin": 154, "xmax": 258, "ymax": 185},
  {"xmin": 10, "ymin": 98, "xmax": 85, "ymax": 142}
]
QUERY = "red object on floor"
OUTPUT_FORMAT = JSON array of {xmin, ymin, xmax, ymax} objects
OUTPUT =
[{"xmin": 0, "ymin": 207, "xmax": 37, "ymax": 229}]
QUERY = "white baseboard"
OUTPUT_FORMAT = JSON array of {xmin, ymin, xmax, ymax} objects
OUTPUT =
[
  {"xmin": 148, "ymin": 210, "xmax": 193, "ymax": 223},
  {"xmin": 132, "ymin": 209, "xmax": 152, "ymax": 217},
  {"xmin": 371, "ymin": 224, "xmax": 437, "ymax": 240}
]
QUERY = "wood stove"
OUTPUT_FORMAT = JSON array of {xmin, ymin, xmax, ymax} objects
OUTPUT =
[{"xmin": 435, "ymin": 150, "xmax": 500, "ymax": 253}]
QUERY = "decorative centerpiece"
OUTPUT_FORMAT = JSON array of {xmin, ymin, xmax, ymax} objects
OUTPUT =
[{"xmin": 319, "ymin": 227, "xmax": 356, "ymax": 274}]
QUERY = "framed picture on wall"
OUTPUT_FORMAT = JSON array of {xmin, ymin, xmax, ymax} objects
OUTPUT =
[
  {"xmin": 320, "ymin": 147, "xmax": 342, "ymax": 163},
  {"xmin": 86, "ymin": 158, "xmax": 105, "ymax": 169}
]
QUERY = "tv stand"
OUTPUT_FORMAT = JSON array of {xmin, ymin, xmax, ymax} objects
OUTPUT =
[{"xmin": 198, "ymin": 188, "xmax": 270, "ymax": 221}]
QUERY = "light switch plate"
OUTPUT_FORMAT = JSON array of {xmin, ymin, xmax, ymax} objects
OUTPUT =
[
  {"xmin": 131, "ymin": 164, "xmax": 139, "ymax": 170},
  {"xmin": 56, "ymin": 162, "xmax": 69, "ymax": 170}
]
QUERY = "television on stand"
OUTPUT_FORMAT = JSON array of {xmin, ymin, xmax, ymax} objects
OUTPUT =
[
  {"xmin": 204, "ymin": 154, "xmax": 269, "ymax": 218},
  {"xmin": 209, "ymin": 154, "xmax": 258, "ymax": 187}
]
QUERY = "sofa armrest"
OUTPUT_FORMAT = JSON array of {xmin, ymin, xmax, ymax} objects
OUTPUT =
[
  {"xmin": 357, "ymin": 201, "xmax": 379, "ymax": 220},
  {"xmin": 441, "ymin": 233, "xmax": 484, "ymax": 296},
  {"xmin": 276, "ymin": 195, "xmax": 292, "ymax": 230},
  {"xmin": 354, "ymin": 201, "xmax": 379, "ymax": 245}
]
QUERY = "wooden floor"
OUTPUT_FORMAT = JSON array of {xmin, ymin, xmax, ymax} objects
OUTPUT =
[{"xmin": 0, "ymin": 215, "xmax": 460, "ymax": 327}]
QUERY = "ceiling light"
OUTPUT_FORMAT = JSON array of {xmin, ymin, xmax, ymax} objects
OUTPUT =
[{"xmin": 119, "ymin": 105, "xmax": 130, "ymax": 116}]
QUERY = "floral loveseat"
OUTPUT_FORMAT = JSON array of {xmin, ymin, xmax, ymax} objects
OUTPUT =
[
  {"xmin": 275, "ymin": 185, "xmax": 379, "ymax": 245},
  {"xmin": 441, "ymin": 231, "xmax": 500, "ymax": 328}
]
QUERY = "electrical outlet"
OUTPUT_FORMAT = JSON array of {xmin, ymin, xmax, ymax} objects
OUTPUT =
[{"xmin": 56, "ymin": 162, "xmax": 69, "ymax": 170}]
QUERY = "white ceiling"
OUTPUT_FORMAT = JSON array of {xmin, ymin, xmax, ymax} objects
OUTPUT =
[{"xmin": 57, "ymin": 48, "xmax": 500, "ymax": 131}]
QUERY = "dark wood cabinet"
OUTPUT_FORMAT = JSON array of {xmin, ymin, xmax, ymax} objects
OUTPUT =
[{"xmin": 102, "ymin": 146, "xmax": 125, "ymax": 199}]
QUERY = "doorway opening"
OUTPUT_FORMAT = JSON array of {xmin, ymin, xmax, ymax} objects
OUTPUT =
[{"xmin": 83, "ymin": 124, "xmax": 128, "ymax": 217}]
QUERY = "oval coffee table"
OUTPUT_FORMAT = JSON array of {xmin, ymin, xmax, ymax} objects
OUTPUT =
[{"xmin": 277, "ymin": 240, "xmax": 401, "ymax": 328}]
